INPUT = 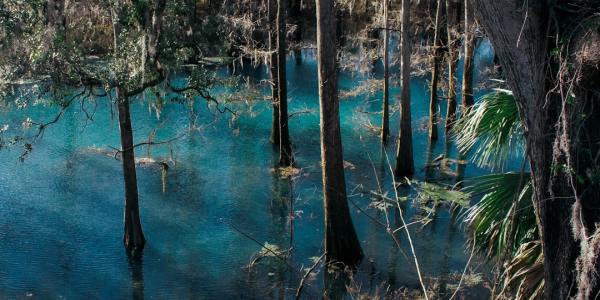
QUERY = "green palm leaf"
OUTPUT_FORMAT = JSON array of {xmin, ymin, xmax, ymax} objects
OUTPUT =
[
  {"xmin": 463, "ymin": 172, "xmax": 536, "ymax": 260},
  {"xmin": 454, "ymin": 89, "xmax": 523, "ymax": 171}
]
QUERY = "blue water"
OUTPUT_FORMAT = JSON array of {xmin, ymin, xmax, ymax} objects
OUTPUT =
[{"xmin": 0, "ymin": 41, "xmax": 496, "ymax": 299}]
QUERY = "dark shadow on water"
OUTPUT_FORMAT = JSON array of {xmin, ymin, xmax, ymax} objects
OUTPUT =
[{"xmin": 126, "ymin": 250, "xmax": 145, "ymax": 300}]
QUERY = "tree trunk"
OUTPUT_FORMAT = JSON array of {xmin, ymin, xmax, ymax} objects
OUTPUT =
[
  {"xmin": 381, "ymin": 0, "xmax": 390, "ymax": 144},
  {"xmin": 475, "ymin": 3, "xmax": 573, "ymax": 298},
  {"xmin": 444, "ymin": 0, "xmax": 460, "ymax": 134},
  {"xmin": 316, "ymin": 0, "xmax": 363, "ymax": 267},
  {"xmin": 268, "ymin": 0, "xmax": 280, "ymax": 145},
  {"xmin": 460, "ymin": 0, "xmax": 474, "ymax": 109},
  {"xmin": 475, "ymin": 2, "xmax": 600, "ymax": 298},
  {"xmin": 117, "ymin": 88, "xmax": 146, "ymax": 254},
  {"xmin": 289, "ymin": 0, "xmax": 303, "ymax": 65},
  {"xmin": 428, "ymin": 0, "xmax": 443, "ymax": 141},
  {"xmin": 394, "ymin": 0, "xmax": 414, "ymax": 178},
  {"xmin": 277, "ymin": 0, "xmax": 293, "ymax": 166}
]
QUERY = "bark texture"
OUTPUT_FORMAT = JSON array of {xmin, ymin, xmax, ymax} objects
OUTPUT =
[
  {"xmin": 268, "ymin": 0, "xmax": 280, "ymax": 145},
  {"xmin": 475, "ymin": 1, "xmax": 600, "ymax": 299},
  {"xmin": 117, "ymin": 88, "xmax": 146, "ymax": 254},
  {"xmin": 381, "ymin": 0, "xmax": 390, "ymax": 144},
  {"xmin": 394, "ymin": 0, "xmax": 414, "ymax": 178},
  {"xmin": 428, "ymin": 0, "xmax": 443, "ymax": 141},
  {"xmin": 316, "ymin": 0, "xmax": 363, "ymax": 266},
  {"xmin": 444, "ymin": 0, "xmax": 460, "ymax": 134},
  {"xmin": 460, "ymin": 0, "xmax": 474, "ymax": 109},
  {"xmin": 277, "ymin": 0, "xmax": 292, "ymax": 166}
]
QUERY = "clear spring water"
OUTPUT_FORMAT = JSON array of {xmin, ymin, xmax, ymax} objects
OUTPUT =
[{"xmin": 0, "ymin": 41, "xmax": 498, "ymax": 299}]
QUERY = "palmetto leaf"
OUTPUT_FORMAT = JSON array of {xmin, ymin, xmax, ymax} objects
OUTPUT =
[
  {"xmin": 463, "ymin": 173, "xmax": 536, "ymax": 260},
  {"xmin": 454, "ymin": 89, "xmax": 523, "ymax": 171},
  {"xmin": 462, "ymin": 173, "xmax": 541, "ymax": 299},
  {"xmin": 500, "ymin": 241, "xmax": 544, "ymax": 300}
]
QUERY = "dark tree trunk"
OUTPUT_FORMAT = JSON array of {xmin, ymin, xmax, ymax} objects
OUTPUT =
[
  {"xmin": 475, "ymin": 2, "xmax": 600, "ymax": 299},
  {"xmin": 381, "ymin": 0, "xmax": 390, "ymax": 144},
  {"xmin": 268, "ymin": 0, "xmax": 280, "ymax": 145},
  {"xmin": 460, "ymin": 0, "xmax": 474, "ymax": 109},
  {"xmin": 316, "ymin": 0, "xmax": 363, "ymax": 267},
  {"xmin": 289, "ymin": 0, "xmax": 303, "ymax": 65},
  {"xmin": 117, "ymin": 88, "xmax": 146, "ymax": 254},
  {"xmin": 277, "ymin": 0, "xmax": 293, "ymax": 166},
  {"xmin": 444, "ymin": 0, "xmax": 461, "ymax": 134},
  {"xmin": 394, "ymin": 0, "xmax": 414, "ymax": 178},
  {"xmin": 428, "ymin": 0, "xmax": 443, "ymax": 141}
]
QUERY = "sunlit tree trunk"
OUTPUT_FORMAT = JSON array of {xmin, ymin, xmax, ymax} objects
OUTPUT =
[
  {"xmin": 381, "ymin": 0, "xmax": 390, "ymax": 144},
  {"xmin": 316, "ymin": 0, "xmax": 363, "ymax": 266},
  {"xmin": 268, "ymin": 0, "xmax": 280, "ymax": 145},
  {"xmin": 428, "ymin": 0, "xmax": 443, "ymax": 141},
  {"xmin": 277, "ymin": 0, "xmax": 293, "ymax": 166},
  {"xmin": 117, "ymin": 88, "xmax": 146, "ymax": 253},
  {"xmin": 461, "ymin": 0, "xmax": 475, "ymax": 109},
  {"xmin": 394, "ymin": 0, "xmax": 414, "ymax": 178},
  {"xmin": 444, "ymin": 0, "xmax": 460, "ymax": 134}
]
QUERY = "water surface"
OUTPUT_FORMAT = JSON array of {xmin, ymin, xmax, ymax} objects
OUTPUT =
[{"xmin": 0, "ymin": 42, "xmax": 497, "ymax": 299}]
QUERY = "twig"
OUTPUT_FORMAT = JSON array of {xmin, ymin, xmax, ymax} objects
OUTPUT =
[
  {"xmin": 109, "ymin": 132, "xmax": 187, "ymax": 157},
  {"xmin": 450, "ymin": 235, "xmax": 476, "ymax": 300},
  {"xmin": 347, "ymin": 193, "xmax": 412, "ymax": 265},
  {"xmin": 384, "ymin": 150, "xmax": 429, "ymax": 300},
  {"xmin": 221, "ymin": 219, "xmax": 293, "ymax": 268},
  {"xmin": 289, "ymin": 109, "xmax": 314, "ymax": 119},
  {"xmin": 295, "ymin": 252, "xmax": 326, "ymax": 300}
]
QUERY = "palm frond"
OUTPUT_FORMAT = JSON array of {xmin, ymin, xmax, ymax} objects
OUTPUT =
[
  {"xmin": 499, "ymin": 240, "xmax": 544, "ymax": 300},
  {"xmin": 462, "ymin": 172, "xmax": 536, "ymax": 260},
  {"xmin": 454, "ymin": 89, "xmax": 524, "ymax": 171}
]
